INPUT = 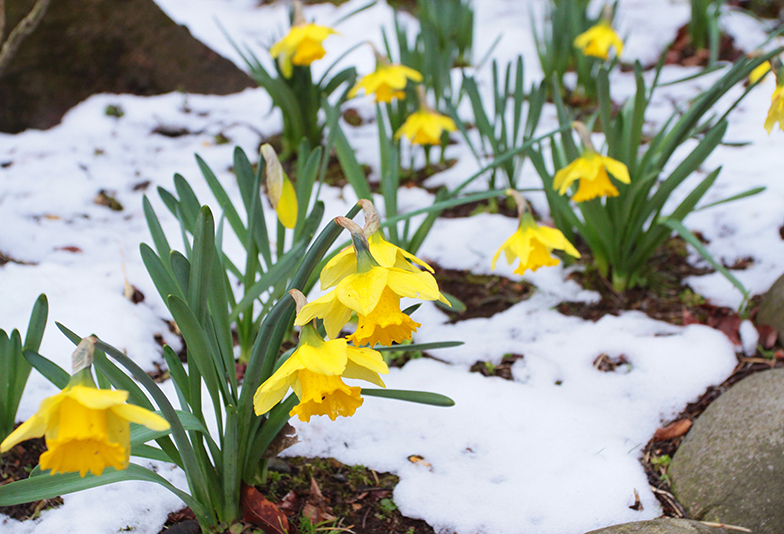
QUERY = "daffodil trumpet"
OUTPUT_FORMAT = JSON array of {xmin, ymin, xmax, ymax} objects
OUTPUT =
[
  {"xmin": 492, "ymin": 191, "xmax": 580, "ymax": 275},
  {"xmin": 395, "ymin": 86, "xmax": 457, "ymax": 166}
]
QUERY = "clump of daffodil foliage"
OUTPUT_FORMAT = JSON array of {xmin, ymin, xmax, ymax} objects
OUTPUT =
[{"xmin": 0, "ymin": 191, "xmax": 456, "ymax": 534}]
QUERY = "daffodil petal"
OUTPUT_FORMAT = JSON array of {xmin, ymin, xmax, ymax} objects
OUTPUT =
[{"xmin": 110, "ymin": 404, "xmax": 170, "ymax": 432}]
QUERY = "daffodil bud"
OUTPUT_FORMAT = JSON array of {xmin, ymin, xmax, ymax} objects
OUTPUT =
[{"xmin": 261, "ymin": 144, "xmax": 298, "ymax": 229}]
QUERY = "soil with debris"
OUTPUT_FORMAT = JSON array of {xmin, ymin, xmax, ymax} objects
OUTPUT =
[
  {"xmin": 160, "ymin": 457, "xmax": 437, "ymax": 534},
  {"xmin": 0, "ymin": 436, "xmax": 63, "ymax": 520}
]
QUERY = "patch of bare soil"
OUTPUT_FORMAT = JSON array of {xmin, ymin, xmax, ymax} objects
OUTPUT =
[
  {"xmin": 432, "ymin": 264, "xmax": 534, "ymax": 323},
  {"xmin": 556, "ymin": 237, "xmax": 715, "ymax": 325},
  {"xmin": 160, "ymin": 458, "xmax": 439, "ymax": 534},
  {"xmin": 438, "ymin": 195, "xmax": 519, "ymax": 219},
  {"xmin": 664, "ymin": 24, "xmax": 744, "ymax": 67},
  {"xmin": 0, "ymin": 436, "xmax": 62, "ymax": 520},
  {"xmin": 727, "ymin": 0, "xmax": 783, "ymax": 18},
  {"xmin": 470, "ymin": 353, "xmax": 524, "ymax": 380}
]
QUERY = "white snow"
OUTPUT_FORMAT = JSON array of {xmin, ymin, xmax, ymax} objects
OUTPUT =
[{"xmin": 1, "ymin": 0, "xmax": 780, "ymax": 533}]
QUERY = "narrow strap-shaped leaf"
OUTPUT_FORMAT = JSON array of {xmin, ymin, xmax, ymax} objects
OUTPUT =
[
  {"xmin": 23, "ymin": 294, "xmax": 48, "ymax": 352},
  {"xmin": 130, "ymin": 410, "xmax": 208, "ymax": 446},
  {"xmin": 130, "ymin": 443, "xmax": 174, "ymax": 463},
  {"xmin": 0, "ymin": 464, "xmax": 211, "ymax": 527},
  {"xmin": 167, "ymin": 295, "xmax": 226, "ymax": 405},
  {"xmin": 162, "ymin": 345, "xmax": 190, "ymax": 406},
  {"xmin": 142, "ymin": 196, "xmax": 172, "ymax": 268},
  {"xmin": 170, "ymin": 250, "xmax": 191, "ymax": 298},
  {"xmin": 23, "ymin": 350, "xmax": 69, "ymax": 389},
  {"xmin": 197, "ymin": 153, "xmax": 248, "ymax": 246},
  {"xmin": 361, "ymin": 389, "xmax": 455, "ymax": 407},
  {"xmin": 374, "ymin": 341, "xmax": 463, "ymax": 352},
  {"xmin": 173, "ymin": 174, "xmax": 201, "ymax": 234},
  {"xmin": 662, "ymin": 218, "xmax": 748, "ymax": 300},
  {"xmin": 222, "ymin": 405, "xmax": 240, "ymax": 519},
  {"xmin": 329, "ymin": 108, "xmax": 373, "ymax": 200},
  {"xmin": 230, "ymin": 240, "xmax": 308, "ymax": 323},
  {"xmin": 695, "ymin": 187, "xmax": 765, "ymax": 211},
  {"xmin": 139, "ymin": 244, "xmax": 182, "ymax": 304},
  {"xmin": 242, "ymin": 395, "xmax": 298, "ymax": 481},
  {"xmin": 188, "ymin": 207, "xmax": 215, "ymax": 325}
]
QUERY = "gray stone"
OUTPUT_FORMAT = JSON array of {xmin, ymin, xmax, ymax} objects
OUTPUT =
[
  {"xmin": 757, "ymin": 272, "xmax": 784, "ymax": 345},
  {"xmin": 585, "ymin": 518, "xmax": 729, "ymax": 534},
  {"xmin": 669, "ymin": 368, "xmax": 784, "ymax": 534}
]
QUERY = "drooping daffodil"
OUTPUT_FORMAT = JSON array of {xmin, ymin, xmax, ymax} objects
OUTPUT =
[
  {"xmin": 295, "ymin": 217, "xmax": 448, "ymax": 347},
  {"xmin": 395, "ymin": 108, "xmax": 457, "ymax": 146},
  {"xmin": 320, "ymin": 200, "xmax": 434, "ymax": 290},
  {"xmin": 574, "ymin": 20, "xmax": 623, "ymax": 60},
  {"xmin": 765, "ymin": 82, "xmax": 784, "ymax": 134},
  {"xmin": 349, "ymin": 48, "xmax": 423, "ymax": 103},
  {"xmin": 0, "ymin": 338, "xmax": 170, "ymax": 477},
  {"xmin": 270, "ymin": 2, "xmax": 336, "ymax": 78},
  {"xmin": 553, "ymin": 122, "xmax": 631, "ymax": 202},
  {"xmin": 492, "ymin": 190, "xmax": 580, "ymax": 275},
  {"xmin": 254, "ymin": 290, "xmax": 388, "ymax": 422}
]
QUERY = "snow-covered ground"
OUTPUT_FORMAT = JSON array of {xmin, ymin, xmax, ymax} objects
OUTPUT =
[{"xmin": 1, "ymin": 0, "xmax": 782, "ymax": 533}]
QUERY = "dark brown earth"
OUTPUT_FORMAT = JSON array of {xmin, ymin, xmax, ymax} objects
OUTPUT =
[
  {"xmin": 160, "ymin": 458, "xmax": 438, "ymax": 534},
  {"xmin": 0, "ymin": 0, "xmax": 254, "ymax": 133},
  {"xmin": 556, "ymin": 237, "xmax": 715, "ymax": 324},
  {"xmin": 664, "ymin": 24, "xmax": 745, "ymax": 67},
  {"xmin": 432, "ymin": 264, "xmax": 534, "ymax": 323},
  {"xmin": 0, "ymin": 436, "xmax": 63, "ymax": 520}
]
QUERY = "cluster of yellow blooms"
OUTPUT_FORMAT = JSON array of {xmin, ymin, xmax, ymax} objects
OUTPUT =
[
  {"xmin": 0, "ymin": 338, "xmax": 169, "ymax": 478},
  {"xmin": 255, "ymin": 201, "xmax": 448, "ymax": 422},
  {"xmin": 269, "ymin": 12, "xmax": 456, "ymax": 147}
]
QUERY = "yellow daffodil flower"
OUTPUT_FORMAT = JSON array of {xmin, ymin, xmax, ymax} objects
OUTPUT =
[
  {"xmin": 492, "ymin": 213, "xmax": 581, "ymax": 275},
  {"xmin": 320, "ymin": 231, "xmax": 434, "ymax": 290},
  {"xmin": 349, "ymin": 63, "xmax": 423, "ymax": 103},
  {"xmin": 765, "ymin": 84, "xmax": 784, "ymax": 134},
  {"xmin": 553, "ymin": 151, "xmax": 631, "ymax": 202},
  {"xmin": 270, "ymin": 23, "xmax": 336, "ymax": 78},
  {"xmin": 1, "ymin": 381, "xmax": 169, "ymax": 477},
  {"xmin": 395, "ymin": 109, "xmax": 457, "ymax": 146},
  {"xmin": 749, "ymin": 61, "xmax": 772, "ymax": 84},
  {"xmin": 574, "ymin": 21, "xmax": 624, "ymax": 60},
  {"xmin": 297, "ymin": 259, "xmax": 446, "ymax": 346},
  {"xmin": 262, "ymin": 144, "xmax": 298, "ymax": 228},
  {"xmin": 254, "ymin": 322, "xmax": 388, "ymax": 422}
]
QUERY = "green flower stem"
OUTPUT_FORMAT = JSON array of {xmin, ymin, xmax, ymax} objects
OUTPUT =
[{"xmin": 93, "ymin": 340, "xmax": 218, "ymax": 529}]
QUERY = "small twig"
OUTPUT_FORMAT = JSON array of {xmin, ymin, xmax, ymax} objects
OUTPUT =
[
  {"xmin": 699, "ymin": 521, "xmax": 751, "ymax": 532},
  {"xmin": 0, "ymin": 0, "xmax": 51, "ymax": 79}
]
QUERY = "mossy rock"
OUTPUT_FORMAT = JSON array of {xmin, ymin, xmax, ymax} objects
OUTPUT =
[
  {"xmin": 584, "ymin": 518, "xmax": 730, "ymax": 534},
  {"xmin": 669, "ymin": 368, "xmax": 784, "ymax": 534},
  {"xmin": 0, "ymin": 0, "xmax": 254, "ymax": 132}
]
